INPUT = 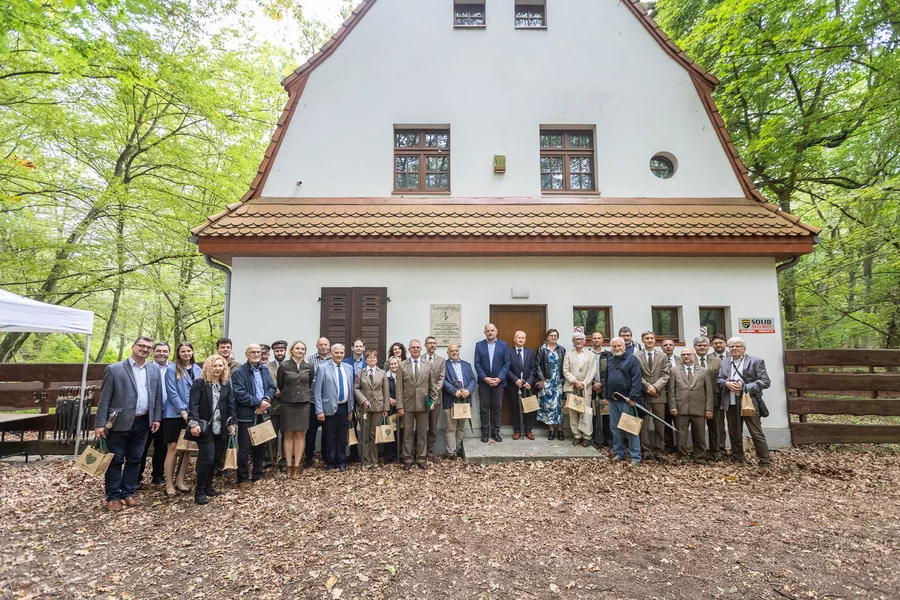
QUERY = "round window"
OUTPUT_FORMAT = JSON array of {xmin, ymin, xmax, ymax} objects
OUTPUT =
[{"xmin": 650, "ymin": 155, "xmax": 675, "ymax": 179}]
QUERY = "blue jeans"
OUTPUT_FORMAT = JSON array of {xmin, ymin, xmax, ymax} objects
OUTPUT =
[
  {"xmin": 104, "ymin": 415, "xmax": 150, "ymax": 501},
  {"xmin": 609, "ymin": 401, "xmax": 641, "ymax": 461}
]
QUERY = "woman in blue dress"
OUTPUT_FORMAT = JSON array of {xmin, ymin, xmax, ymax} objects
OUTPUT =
[
  {"xmin": 163, "ymin": 342, "xmax": 202, "ymax": 496},
  {"xmin": 534, "ymin": 329, "xmax": 567, "ymax": 440}
]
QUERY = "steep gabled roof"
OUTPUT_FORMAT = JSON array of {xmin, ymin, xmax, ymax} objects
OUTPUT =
[{"xmin": 193, "ymin": 0, "xmax": 819, "ymax": 243}]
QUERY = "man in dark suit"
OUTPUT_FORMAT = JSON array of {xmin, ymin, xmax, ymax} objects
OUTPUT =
[
  {"xmin": 138, "ymin": 341, "xmax": 169, "ymax": 487},
  {"xmin": 667, "ymin": 347, "xmax": 714, "ymax": 463},
  {"xmin": 717, "ymin": 337, "xmax": 771, "ymax": 467},
  {"xmin": 693, "ymin": 335, "xmax": 724, "ymax": 461},
  {"xmin": 507, "ymin": 330, "xmax": 535, "ymax": 440},
  {"xmin": 314, "ymin": 343, "xmax": 357, "ymax": 471},
  {"xmin": 474, "ymin": 323, "xmax": 510, "ymax": 443},
  {"xmin": 94, "ymin": 336, "xmax": 164, "ymax": 512},
  {"xmin": 232, "ymin": 343, "xmax": 276, "ymax": 487},
  {"xmin": 590, "ymin": 331, "xmax": 613, "ymax": 448},
  {"xmin": 442, "ymin": 344, "xmax": 476, "ymax": 458}
]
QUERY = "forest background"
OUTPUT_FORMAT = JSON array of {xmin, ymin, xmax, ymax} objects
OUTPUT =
[{"xmin": 0, "ymin": 0, "xmax": 897, "ymax": 364}]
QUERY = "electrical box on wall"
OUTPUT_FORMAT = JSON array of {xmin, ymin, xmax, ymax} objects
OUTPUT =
[{"xmin": 494, "ymin": 155, "xmax": 506, "ymax": 173}]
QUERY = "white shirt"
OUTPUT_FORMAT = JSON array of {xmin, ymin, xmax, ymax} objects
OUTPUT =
[
  {"xmin": 156, "ymin": 361, "xmax": 168, "ymax": 403},
  {"xmin": 129, "ymin": 357, "xmax": 149, "ymax": 416},
  {"xmin": 727, "ymin": 356, "xmax": 746, "ymax": 406},
  {"xmin": 486, "ymin": 341, "xmax": 496, "ymax": 367},
  {"xmin": 450, "ymin": 360, "xmax": 463, "ymax": 384}
]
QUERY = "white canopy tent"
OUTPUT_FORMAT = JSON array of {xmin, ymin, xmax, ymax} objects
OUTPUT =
[{"xmin": 0, "ymin": 288, "xmax": 95, "ymax": 456}]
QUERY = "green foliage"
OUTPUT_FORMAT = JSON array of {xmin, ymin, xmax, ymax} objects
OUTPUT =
[{"xmin": 656, "ymin": 0, "xmax": 900, "ymax": 348}]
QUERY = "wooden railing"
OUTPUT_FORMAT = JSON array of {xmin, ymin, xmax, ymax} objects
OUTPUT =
[{"xmin": 786, "ymin": 350, "xmax": 900, "ymax": 444}]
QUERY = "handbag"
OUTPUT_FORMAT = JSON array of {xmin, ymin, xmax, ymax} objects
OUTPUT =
[
  {"xmin": 175, "ymin": 429, "xmax": 199, "ymax": 453},
  {"xmin": 224, "ymin": 434, "xmax": 238, "ymax": 470},
  {"xmin": 565, "ymin": 390, "xmax": 586, "ymax": 413},
  {"xmin": 375, "ymin": 416, "xmax": 395, "ymax": 444},
  {"xmin": 578, "ymin": 404, "xmax": 594, "ymax": 433},
  {"xmin": 740, "ymin": 388, "xmax": 756, "ymax": 417},
  {"xmin": 451, "ymin": 401, "xmax": 471, "ymax": 420},
  {"xmin": 75, "ymin": 437, "xmax": 114, "ymax": 477},
  {"xmin": 248, "ymin": 414, "xmax": 277, "ymax": 446},
  {"xmin": 348, "ymin": 427, "xmax": 359, "ymax": 446},
  {"xmin": 617, "ymin": 405, "xmax": 643, "ymax": 436},
  {"xmin": 757, "ymin": 398, "xmax": 769, "ymax": 418},
  {"xmin": 520, "ymin": 390, "xmax": 539, "ymax": 414}
]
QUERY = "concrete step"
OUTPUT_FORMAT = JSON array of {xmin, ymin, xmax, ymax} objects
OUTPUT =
[{"xmin": 462, "ymin": 432, "xmax": 603, "ymax": 465}]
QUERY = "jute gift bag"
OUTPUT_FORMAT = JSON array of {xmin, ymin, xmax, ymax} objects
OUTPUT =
[
  {"xmin": 451, "ymin": 401, "xmax": 471, "ymax": 420},
  {"xmin": 520, "ymin": 391, "xmax": 539, "ymax": 414},
  {"xmin": 175, "ymin": 429, "xmax": 199, "ymax": 453},
  {"xmin": 565, "ymin": 391, "xmax": 586, "ymax": 413},
  {"xmin": 740, "ymin": 388, "xmax": 756, "ymax": 417},
  {"xmin": 388, "ymin": 413, "xmax": 398, "ymax": 432},
  {"xmin": 75, "ymin": 437, "xmax": 114, "ymax": 477},
  {"xmin": 248, "ymin": 414, "xmax": 277, "ymax": 446},
  {"xmin": 224, "ymin": 434, "xmax": 238, "ymax": 470},
  {"xmin": 375, "ymin": 416, "xmax": 395, "ymax": 444},
  {"xmin": 348, "ymin": 427, "xmax": 359, "ymax": 446},
  {"xmin": 578, "ymin": 404, "xmax": 594, "ymax": 432},
  {"xmin": 617, "ymin": 405, "xmax": 643, "ymax": 436}
]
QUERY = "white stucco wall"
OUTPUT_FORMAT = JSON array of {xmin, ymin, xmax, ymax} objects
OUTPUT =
[
  {"xmin": 228, "ymin": 257, "xmax": 790, "ymax": 447},
  {"xmin": 262, "ymin": 0, "xmax": 745, "ymax": 199}
]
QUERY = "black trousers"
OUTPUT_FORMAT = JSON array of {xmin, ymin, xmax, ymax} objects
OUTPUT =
[
  {"xmin": 237, "ymin": 421, "xmax": 265, "ymax": 482},
  {"xmin": 478, "ymin": 383, "xmax": 503, "ymax": 435},
  {"xmin": 139, "ymin": 425, "xmax": 166, "ymax": 483},
  {"xmin": 305, "ymin": 403, "xmax": 327, "ymax": 462},
  {"xmin": 323, "ymin": 403, "xmax": 349, "ymax": 468},
  {"xmin": 195, "ymin": 435, "xmax": 224, "ymax": 497}
]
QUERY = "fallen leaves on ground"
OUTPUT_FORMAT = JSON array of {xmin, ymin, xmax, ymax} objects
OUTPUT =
[{"xmin": 0, "ymin": 447, "xmax": 899, "ymax": 599}]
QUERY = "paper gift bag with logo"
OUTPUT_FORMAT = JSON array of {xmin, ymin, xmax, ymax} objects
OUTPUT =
[
  {"xmin": 175, "ymin": 429, "xmax": 199, "ymax": 453},
  {"xmin": 520, "ymin": 391, "xmax": 539, "ymax": 414},
  {"xmin": 387, "ymin": 413, "xmax": 398, "ymax": 432},
  {"xmin": 565, "ymin": 391, "xmax": 586, "ymax": 413},
  {"xmin": 348, "ymin": 426, "xmax": 359, "ymax": 446},
  {"xmin": 617, "ymin": 406, "xmax": 643, "ymax": 436},
  {"xmin": 451, "ymin": 401, "xmax": 472, "ymax": 420},
  {"xmin": 248, "ymin": 415, "xmax": 277, "ymax": 446},
  {"xmin": 224, "ymin": 434, "xmax": 238, "ymax": 470},
  {"xmin": 578, "ymin": 404, "xmax": 594, "ymax": 432},
  {"xmin": 740, "ymin": 389, "xmax": 756, "ymax": 417},
  {"xmin": 75, "ymin": 437, "xmax": 114, "ymax": 477},
  {"xmin": 375, "ymin": 416, "xmax": 395, "ymax": 444}
]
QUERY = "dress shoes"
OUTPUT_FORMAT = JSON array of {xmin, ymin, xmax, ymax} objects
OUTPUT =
[
  {"xmin": 195, "ymin": 495, "xmax": 209, "ymax": 505},
  {"xmin": 404, "ymin": 463, "xmax": 413, "ymax": 471},
  {"xmin": 106, "ymin": 500, "xmax": 123, "ymax": 512},
  {"xmin": 492, "ymin": 433, "xmax": 502, "ymax": 443},
  {"xmin": 238, "ymin": 482, "xmax": 251, "ymax": 490},
  {"xmin": 526, "ymin": 432, "xmax": 534, "ymax": 440},
  {"xmin": 123, "ymin": 497, "xmax": 140, "ymax": 508},
  {"xmin": 417, "ymin": 462, "xmax": 427, "ymax": 470},
  {"xmin": 339, "ymin": 466, "xmax": 346, "ymax": 473},
  {"xmin": 481, "ymin": 434, "xmax": 489, "ymax": 443},
  {"xmin": 512, "ymin": 432, "xmax": 521, "ymax": 440},
  {"xmin": 205, "ymin": 489, "xmax": 222, "ymax": 497},
  {"xmin": 151, "ymin": 476, "xmax": 165, "ymax": 485},
  {"xmin": 557, "ymin": 430, "xmax": 565, "ymax": 441},
  {"xmin": 548, "ymin": 430, "xmax": 555, "ymax": 441},
  {"xmin": 581, "ymin": 439, "xmax": 592, "ymax": 448}
]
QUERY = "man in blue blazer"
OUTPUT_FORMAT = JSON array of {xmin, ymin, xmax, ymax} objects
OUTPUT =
[
  {"xmin": 442, "ymin": 344, "xmax": 476, "ymax": 458},
  {"xmin": 232, "ymin": 343, "xmax": 276, "ymax": 486},
  {"xmin": 507, "ymin": 330, "xmax": 536, "ymax": 440},
  {"xmin": 314, "ymin": 343, "xmax": 356, "ymax": 471},
  {"xmin": 94, "ymin": 336, "xmax": 164, "ymax": 511},
  {"xmin": 474, "ymin": 323, "xmax": 510, "ymax": 443}
]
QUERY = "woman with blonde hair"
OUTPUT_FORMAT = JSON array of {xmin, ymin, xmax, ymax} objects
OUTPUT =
[
  {"xmin": 162, "ymin": 342, "xmax": 201, "ymax": 495},
  {"xmin": 187, "ymin": 355, "xmax": 236, "ymax": 504},
  {"xmin": 276, "ymin": 340, "xmax": 314, "ymax": 479}
]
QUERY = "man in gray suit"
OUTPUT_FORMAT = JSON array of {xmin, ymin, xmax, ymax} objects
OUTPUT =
[
  {"xmin": 423, "ymin": 336, "xmax": 446, "ymax": 458},
  {"xmin": 717, "ymin": 336, "xmax": 771, "ymax": 467},
  {"xmin": 636, "ymin": 331, "xmax": 671, "ymax": 460},
  {"xmin": 314, "ymin": 343, "xmax": 356, "ymax": 472},
  {"xmin": 94, "ymin": 336, "xmax": 164, "ymax": 511},
  {"xmin": 668, "ymin": 347, "xmax": 714, "ymax": 463}
]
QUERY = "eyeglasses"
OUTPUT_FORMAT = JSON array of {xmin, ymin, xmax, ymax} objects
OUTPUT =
[{"xmin": 135, "ymin": 344, "xmax": 153, "ymax": 350}]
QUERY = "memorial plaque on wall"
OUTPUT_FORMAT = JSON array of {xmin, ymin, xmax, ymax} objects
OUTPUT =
[{"xmin": 430, "ymin": 304, "xmax": 462, "ymax": 346}]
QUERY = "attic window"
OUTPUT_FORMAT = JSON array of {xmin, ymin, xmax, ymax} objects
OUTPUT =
[
  {"xmin": 650, "ymin": 154, "xmax": 676, "ymax": 179},
  {"xmin": 455, "ymin": 2, "xmax": 486, "ymax": 27},
  {"xmin": 515, "ymin": 2, "xmax": 546, "ymax": 27}
]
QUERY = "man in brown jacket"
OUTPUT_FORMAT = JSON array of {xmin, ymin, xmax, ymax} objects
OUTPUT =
[
  {"xmin": 668, "ymin": 347, "xmax": 714, "ymax": 463},
  {"xmin": 692, "ymin": 336, "xmax": 724, "ymax": 461},
  {"xmin": 395, "ymin": 339, "xmax": 441, "ymax": 470},
  {"xmin": 637, "ymin": 331, "xmax": 671, "ymax": 460}
]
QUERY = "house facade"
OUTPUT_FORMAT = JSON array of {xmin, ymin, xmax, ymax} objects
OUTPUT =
[{"xmin": 192, "ymin": 0, "xmax": 819, "ymax": 447}]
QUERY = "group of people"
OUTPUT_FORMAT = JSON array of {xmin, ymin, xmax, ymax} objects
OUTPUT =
[{"xmin": 92, "ymin": 323, "xmax": 771, "ymax": 511}]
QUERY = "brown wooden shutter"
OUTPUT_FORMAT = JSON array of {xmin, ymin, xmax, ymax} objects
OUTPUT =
[{"xmin": 320, "ymin": 287, "xmax": 387, "ymax": 359}]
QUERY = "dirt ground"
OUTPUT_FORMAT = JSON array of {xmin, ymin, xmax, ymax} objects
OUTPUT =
[{"xmin": 0, "ymin": 447, "xmax": 898, "ymax": 600}]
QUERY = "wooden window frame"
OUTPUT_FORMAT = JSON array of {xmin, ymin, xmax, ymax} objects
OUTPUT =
[
  {"xmin": 454, "ymin": 2, "xmax": 486, "ymax": 28},
  {"xmin": 393, "ymin": 128, "xmax": 451, "ymax": 194},
  {"xmin": 651, "ymin": 306, "xmax": 682, "ymax": 342},
  {"xmin": 573, "ymin": 306, "xmax": 612, "ymax": 340},
  {"xmin": 539, "ymin": 128, "xmax": 597, "ymax": 193},
  {"xmin": 699, "ymin": 306, "xmax": 727, "ymax": 338},
  {"xmin": 515, "ymin": 2, "xmax": 546, "ymax": 28}
]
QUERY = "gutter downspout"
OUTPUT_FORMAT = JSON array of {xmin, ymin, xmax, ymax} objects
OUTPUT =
[{"xmin": 188, "ymin": 235, "xmax": 232, "ymax": 337}]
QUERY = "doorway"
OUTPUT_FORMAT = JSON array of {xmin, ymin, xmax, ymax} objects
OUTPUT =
[{"xmin": 489, "ymin": 305, "xmax": 547, "ymax": 425}]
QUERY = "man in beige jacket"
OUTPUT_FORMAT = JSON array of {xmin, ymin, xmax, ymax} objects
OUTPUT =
[
  {"xmin": 563, "ymin": 328, "xmax": 596, "ymax": 447},
  {"xmin": 637, "ymin": 331, "xmax": 671, "ymax": 460},
  {"xmin": 395, "ymin": 339, "xmax": 441, "ymax": 470}
]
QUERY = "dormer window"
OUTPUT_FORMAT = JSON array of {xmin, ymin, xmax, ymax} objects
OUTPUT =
[
  {"xmin": 515, "ymin": 2, "xmax": 546, "ymax": 28},
  {"xmin": 454, "ymin": 2, "xmax": 486, "ymax": 27}
]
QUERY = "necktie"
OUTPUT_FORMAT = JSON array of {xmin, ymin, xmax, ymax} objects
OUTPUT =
[
  {"xmin": 517, "ymin": 348, "xmax": 522, "ymax": 362},
  {"xmin": 700, "ymin": 357, "xmax": 706, "ymax": 368},
  {"xmin": 414, "ymin": 360, "xmax": 419, "ymax": 379},
  {"xmin": 337, "ymin": 365, "xmax": 344, "ymax": 401},
  {"xmin": 369, "ymin": 369, "xmax": 374, "ymax": 382},
  {"xmin": 687, "ymin": 367, "xmax": 694, "ymax": 385},
  {"xmin": 647, "ymin": 352, "xmax": 653, "ymax": 369}
]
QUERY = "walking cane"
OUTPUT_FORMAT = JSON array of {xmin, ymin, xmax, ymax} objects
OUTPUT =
[{"xmin": 611, "ymin": 392, "xmax": 677, "ymax": 433}]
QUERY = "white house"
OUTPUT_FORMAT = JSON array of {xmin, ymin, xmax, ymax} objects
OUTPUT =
[{"xmin": 192, "ymin": 0, "xmax": 819, "ymax": 447}]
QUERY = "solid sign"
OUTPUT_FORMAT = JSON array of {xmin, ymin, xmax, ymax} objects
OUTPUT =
[{"xmin": 738, "ymin": 318, "xmax": 776, "ymax": 334}]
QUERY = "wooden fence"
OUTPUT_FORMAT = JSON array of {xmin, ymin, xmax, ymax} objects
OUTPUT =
[{"xmin": 786, "ymin": 349, "xmax": 900, "ymax": 444}]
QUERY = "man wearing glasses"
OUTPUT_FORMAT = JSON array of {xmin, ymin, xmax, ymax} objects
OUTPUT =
[
  {"xmin": 94, "ymin": 336, "xmax": 165, "ymax": 512},
  {"xmin": 232, "ymin": 343, "xmax": 277, "ymax": 487}
]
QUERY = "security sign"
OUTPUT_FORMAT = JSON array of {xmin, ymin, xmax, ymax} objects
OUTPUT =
[{"xmin": 738, "ymin": 318, "xmax": 776, "ymax": 334}]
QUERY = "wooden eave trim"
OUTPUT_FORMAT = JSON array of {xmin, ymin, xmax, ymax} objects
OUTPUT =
[
  {"xmin": 245, "ymin": 196, "xmax": 757, "ymax": 206},
  {"xmin": 198, "ymin": 235, "xmax": 815, "ymax": 260}
]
